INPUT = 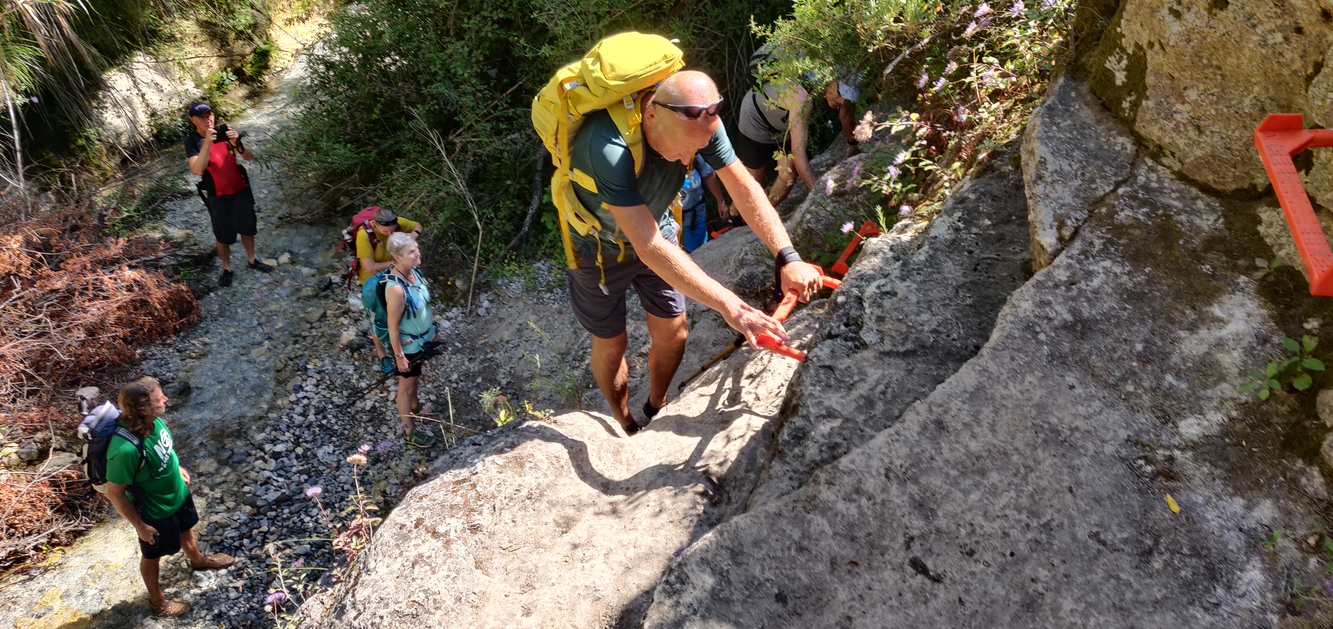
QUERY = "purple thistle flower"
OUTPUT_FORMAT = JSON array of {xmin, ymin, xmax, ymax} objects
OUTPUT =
[
  {"xmin": 964, "ymin": 20, "xmax": 979, "ymax": 36},
  {"xmin": 1009, "ymin": 0, "xmax": 1025, "ymax": 15},
  {"xmin": 887, "ymin": 165, "xmax": 901, "ymax": 180},
  {"xmin": 841, "ymin": 221, "xmax": 855, "ymax": 234},
  {"xmin": 265, "ymin": 591, "xmax": 287, "ymax": 606},
  {"xmin": 899, "ymin": 205, "xmax": 913, "ymax": 217},
  {"xmin": 358, "ymin": 443, "xmax": 371, "ymax": 454},
  {"xmin": 956, "ymin": 106, "xmax": 968, "ymax": 123},
  {"xmin": 974, "ymin": 3, "xmax": 991, "ymax": 17},
  {"xmin": 824, "ymin": 178, "xmax": 836, "ymax": 196},
  {"xmin": 893, "ymin": 151, "xmax": 909, "ymax": 165},
  {"xmin": 917, "ymin": 72, "xmax": 929, "ymax": 89},
  {"xmin": 29, "ymin": 96, "xmax": 38, "ymax": 104},
  {"xmin": 944, "ymin": 61, "xmax": 958, "ymax": 75},
  {"xmin": 1040, "ymin": 0, "xmax": 1056, "ymax": 9},
  {"xmin": 932, "ymin": 78, "xmax": 947, "ymax": 92},
  {"xmin": 980, "ymin": 69, "xmax": 997, "ymax": 86},
  {"xmin": 376, "ymin": 440, "xmax": 393, "ymax": 455},
  {"xmin": 305, "ymin": 485, "xmax": 323, "ymax": 499}
]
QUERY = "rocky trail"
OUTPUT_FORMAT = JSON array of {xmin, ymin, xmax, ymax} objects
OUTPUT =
[{"xmin": 0, "ymin": 57, "xmax": 618, "ymax": 629}]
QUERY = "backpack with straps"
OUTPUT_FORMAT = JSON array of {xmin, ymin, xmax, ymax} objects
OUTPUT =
[
  {"xmin": 531, "ymin": 32, "xmax": 685, "ymax": 284},
  {"xmin": 360, "ymin": 267, "xmax": 432, "ymax": 347},
  {"xmin": 339, "ymin": 206, "xmax": 384, "ymax": 291},
  {"xmin": 78, "ymin": 401, "xmax": 147, "ymax": 496}
]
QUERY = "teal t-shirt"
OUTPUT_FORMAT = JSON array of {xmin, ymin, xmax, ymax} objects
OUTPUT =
[
  {"xmin": 106, "ymin": 417, "xmax": 188, "ymax": 521},
  {"xmin": 570, "ymin": 109, "xmax": 738, "ymax": 259}
]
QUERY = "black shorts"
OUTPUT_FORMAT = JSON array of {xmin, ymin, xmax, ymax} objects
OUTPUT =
[
  {"xmin": 567, "ymin": 253, "xmax": 686, "ymax": 339},
  {"xmin": 731, "ymin": 129, "xmax": 789, "ymax": 172},
  {"xmin": 396, "ymin": 350, "xmax": 423, "ymax": 378},
  {"xmin": 206, "ymin": 187, "xmax": 258, "ymax": 245},
  {"xmin": 138, "ymin": 493, "xmax": 200, "ymax": 560}
]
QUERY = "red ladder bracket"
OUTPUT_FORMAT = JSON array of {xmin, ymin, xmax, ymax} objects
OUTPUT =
[
  {"xmin": 1254, "ymin": 114, "xmax": 1333, "ymax": 296},
  {"xmin": 755, "ymin": 268, "xmax": 843, "ymax": 362},
  {"xmin": 831, "ymin": 221, "xmax": 882, "ymax": 277}
]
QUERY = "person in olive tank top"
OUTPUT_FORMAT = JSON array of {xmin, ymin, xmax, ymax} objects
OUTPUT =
[{"xmin": 104, "ymin": 377, "xmax": 235, "ymax": 617}]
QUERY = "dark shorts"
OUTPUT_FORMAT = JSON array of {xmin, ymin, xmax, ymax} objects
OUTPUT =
[
  {"xmin": 396, "ymin": 350, "xmax": 423, "ymax": 379},
  {"xmin": 138, "ymin": 493, "xmax": 199, "ymax": 560},
  {"xmin": 567, "ymin": 253, "xmax": 686, "ymax": 339},
  {"xmin": 732, "ymin": 129, "xmax": 789, "ymax": 172},
  {"xmin": 207, "ymin": 187, "xmax": 258, "ymax": 245}
]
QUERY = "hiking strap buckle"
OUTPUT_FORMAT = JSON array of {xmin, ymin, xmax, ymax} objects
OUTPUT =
[
  {"xmin": 599, "ymin": 282, "xmax": 609, "ymax": 296},
  {"xmin": 622, "ymin": 95, "xmax": 635, "ymax": 109}
]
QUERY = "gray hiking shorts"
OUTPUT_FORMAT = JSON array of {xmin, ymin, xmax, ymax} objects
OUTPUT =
[{"xmin": 567, "ymin": 252, "xmax": 686, "ymax": 339}]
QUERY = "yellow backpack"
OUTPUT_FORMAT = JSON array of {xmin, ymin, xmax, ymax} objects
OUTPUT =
[{"xmin": 531, "ymin": 32, "xmax": 685, "ymax": 285}]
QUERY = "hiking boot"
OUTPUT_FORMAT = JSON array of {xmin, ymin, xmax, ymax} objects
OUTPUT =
[
  {"xmin": 151, "ymin": 598, "xmax": 190, "ymax": 617},
  {"xmin": 379, "ymin": 356, "xmax": 395, "ymax": 374},
  {"xmin": 405, "ymin": 429, "xmax": 436, "ymax": 448},
  {"xmin": 248, "ymin": 259, "xmax": 274, "ymax": 273},
  {"xmin": 218, "ymin": 269, "xmax": 233, "ymax": 287},
  {"xmin": 190, "ymin": 552, "xmax": 235, "ymax": 571}
]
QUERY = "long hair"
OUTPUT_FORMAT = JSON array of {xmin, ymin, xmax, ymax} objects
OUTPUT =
[{"xmin": 117, "ymin": 376, "xmax": 160, "ymax": 438}]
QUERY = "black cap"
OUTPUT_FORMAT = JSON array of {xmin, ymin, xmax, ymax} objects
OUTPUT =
[{"xmin": 187, "ymin": 102, "xmax": 212, "ymax": 118}]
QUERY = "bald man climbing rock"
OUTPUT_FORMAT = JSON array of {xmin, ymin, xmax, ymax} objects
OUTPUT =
[{"xmin": 565, "ymin": 70, "xmax": 823, "ymax": 435}]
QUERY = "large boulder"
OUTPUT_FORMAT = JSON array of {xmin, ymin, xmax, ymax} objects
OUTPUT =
[
  {"xmin": 1083, "ymin": 0, "xmax": 1333, "ymax": 194},
  {"xmin": 644, "ymin": 80, "xmax": 1331, "ymax": 627},
  {"xmin": 745, "ymin": 148, "xmax": 1032, "ymax": 508},
  {"xmin": 300, "ymin": 303, "xmax": 828, "ymax": 628}
]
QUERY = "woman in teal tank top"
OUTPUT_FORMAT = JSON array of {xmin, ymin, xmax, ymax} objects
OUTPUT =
[{"xmin": 385, "ymin": 232, "xmax": 438, "ymax": 448}]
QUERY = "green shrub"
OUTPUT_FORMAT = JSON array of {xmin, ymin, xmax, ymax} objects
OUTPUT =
[
  {"xmin": 272, "ymin": 0, "xmax": 787, "ymax": 282},
  {"xmin": 758, "ymin": 0, "xmax": 1077, "ymax": 226}
]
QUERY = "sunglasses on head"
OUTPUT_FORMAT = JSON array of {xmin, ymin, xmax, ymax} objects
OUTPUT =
[{"xmin": 653, "ymin": 97, "xmax": 724, "ymax": 121}]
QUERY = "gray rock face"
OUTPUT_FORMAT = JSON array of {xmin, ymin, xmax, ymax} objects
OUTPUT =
[
  {"xmin": 642, "ymin": 76, "xmax": 1333, "ymax": 626},
  {"xmin": 746, "ymin": 150, "xmax": 1032, "ymax": 508},
  {"xmin": 1022, "ymin": 76, "xmax": 1136, "ymax": 270},
  {"xmin": 645, "ymin": 152, "xmax": 1286, "ymax": 629}
]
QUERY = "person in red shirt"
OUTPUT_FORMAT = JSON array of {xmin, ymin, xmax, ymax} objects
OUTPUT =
[{"xmin": 185, "ymin": 102, "xmax": 273, "ymax": 287}]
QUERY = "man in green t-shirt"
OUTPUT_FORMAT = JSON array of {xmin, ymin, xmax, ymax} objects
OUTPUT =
[
  {"xmin": 105, "ymin": 377, "xmax": 233, "ymax": 617},
  {"xmin": 566, "ymin": 70, "xmax": 822, "ymax": 436}
]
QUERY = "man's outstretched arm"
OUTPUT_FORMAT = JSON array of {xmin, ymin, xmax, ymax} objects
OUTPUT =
[
  {"xmin": 715, "ymin": 162, "xmax": 822, "ymax": 300},
  {"xmin": 607, "ymin": 203, "xmax": 790, "ymax": 348}
]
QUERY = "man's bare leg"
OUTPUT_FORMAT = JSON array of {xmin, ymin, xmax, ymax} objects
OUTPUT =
[
  {"xmin": 141, "ymin": 557, "xmax": 166, "ymax": 606},
  {"xmin": 645, "ymin": 313, "xmax": 688, "ymax": 409},
  {"xmin": 215, "ymin": 242, "xmax": 232, "ymax": 271},
  {"xmin": 240, "ymin": 235, "xmax": 257, "ymax": 264},
  {"xmin": 180, "ymin": 528, "xmax": 207, "ymax": 565},
  {"xmin": 591, "ymin": 332, "xmax": 633, "ymax": 429}
]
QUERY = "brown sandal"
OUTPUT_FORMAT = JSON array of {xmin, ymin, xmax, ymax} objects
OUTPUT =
[
  {"xmin": 190, "ymin": 552, "xmax": 235, "ymax": 571},
  {"xmin": 151, "ymin": 598, "xmax": 191, "ymax": 617}
]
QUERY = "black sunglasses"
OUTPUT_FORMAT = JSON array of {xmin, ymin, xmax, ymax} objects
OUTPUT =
[{"xmin": 653, "ymin": 97, "xmax": 724, "ymax": 120}]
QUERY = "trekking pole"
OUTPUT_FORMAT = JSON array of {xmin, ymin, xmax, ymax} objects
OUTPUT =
[
  {"xmin": 677, "ymin": 267, "xmax": 841, "ymax": 390},
  {"xmin": 830, "ymin": 221, "xmax": 881, "ymax": 277}
]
